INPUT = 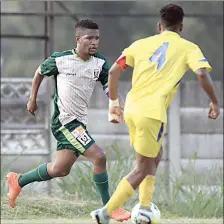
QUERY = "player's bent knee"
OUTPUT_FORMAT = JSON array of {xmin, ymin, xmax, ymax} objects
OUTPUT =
[
  {"xmin": 95, "ymin": 151, "xmax": 106, "ymax": 166},
  {"xmin": 133, "ymin": 167, "xmax": 147, "ymax": 180},
  {"xmin": 136, "ymin": 153, "xmax": 157, "ymax": 176},
  {"xmin": 56, "ymin": 169, "xmax": 70, "ymax": 177},
  {"xmin": 52, "ymin": 167, "xmax": 71, "ymax": 177}
]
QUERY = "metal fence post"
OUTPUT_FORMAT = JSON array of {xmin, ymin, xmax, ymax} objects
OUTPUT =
[{"xmin": 168, "ymin": 88, "xmax": 181, "ymax": 197}]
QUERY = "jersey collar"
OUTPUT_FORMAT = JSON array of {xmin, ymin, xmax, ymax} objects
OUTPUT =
[
  {"xmin": 72, "ymin": 49, "xmax": 93, "ymax": 62},
  {"xmin": 160, "ymin": 31, "xmax": 180, "ymax": 38}
]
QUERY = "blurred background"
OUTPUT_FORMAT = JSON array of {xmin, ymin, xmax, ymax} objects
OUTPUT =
[
  {"xmin": 1, "ymin": 1, "xmax": 223, "ymax": 81},
  {"xmin": 1, "ymin": 1, "xmax": 223, "ymax": 217}
]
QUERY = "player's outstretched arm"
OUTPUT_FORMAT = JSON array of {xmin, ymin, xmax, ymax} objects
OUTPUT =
[
  {"xmin": 108, "ymin": 63, "xmax": 122, "ymax": 100},
  {"xmin": 108, "ymin": 63, "xmax": 124, "ymax": 123},
  {"xmin": 108, "ymin": 55, "xmax": 129, "ymax": 102},
  {"xmin": 98, "ymin": 56, "xmax": 125, "ymax": 111},
  {"xmin": 27, "ymin": 69, "xmax": 44, "ymax": 116},
  {"xmin": 195, "ymin": 68, "xmax": 220, "ymax": 119},
  {"xmin": 27, "ymin": 52, "xmax": 59, "ymax": 116},
  {"xmin": 108, "ymin": 51, "xmax": 133, "ymax": 123}
]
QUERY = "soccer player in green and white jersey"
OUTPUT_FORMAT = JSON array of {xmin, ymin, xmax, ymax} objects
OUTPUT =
[{"xmin": 6, "ymin": 19, "xmax": 131, "ymax": 222}]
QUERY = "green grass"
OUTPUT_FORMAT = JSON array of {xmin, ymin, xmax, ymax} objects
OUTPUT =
[
  {"xmin": 53, "ymin": 146, "xmax": 223, "ymax": 218},
  {"xmin": 1, "ymin": 219, "xmax": 223, "ymax": 224},
  {"xmin": 1, "ymin": 196, "xmax": 100, "ymax": 220},
  {"xmin": 1, "ymin": 196, "xmax": 223, "ymax": 223},
  {"xmin": 1, "ymin": 145, "xmax": 223, "ymax": 220}
]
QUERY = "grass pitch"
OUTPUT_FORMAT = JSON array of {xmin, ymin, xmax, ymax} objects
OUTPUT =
[
  {"xmin": 1, "ymin": 196, "xmax": 223, "ymax": 224},
  {"xmin": 1, "ymin": 219, "xmax": 223, "ymax": 224}
]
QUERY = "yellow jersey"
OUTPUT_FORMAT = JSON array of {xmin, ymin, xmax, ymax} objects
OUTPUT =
[{"xmin": 120, "ymin": 31, "xmax": 212, "ymax": 123}]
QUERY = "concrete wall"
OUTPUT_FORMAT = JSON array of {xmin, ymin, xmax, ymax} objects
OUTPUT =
[{"xmin": 1, "ymin": 80, "xmax": 223, "ymax": 176}]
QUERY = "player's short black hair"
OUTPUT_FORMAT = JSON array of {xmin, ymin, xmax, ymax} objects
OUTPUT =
[
  {"xmin": 160, "ymin": 4, "xmax": 184, "ymax": 28},
  {"xmin": 75, "ymin": 19, "xmax": 99, "ymax": 30}
]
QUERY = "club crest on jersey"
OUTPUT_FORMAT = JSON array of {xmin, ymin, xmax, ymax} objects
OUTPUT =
[{"xmin": 93, "ymin": 69, "xmax": 100, "ymax": 80}]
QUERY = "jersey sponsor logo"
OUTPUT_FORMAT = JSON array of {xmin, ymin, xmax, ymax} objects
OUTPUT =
[
  {"xmin": 66, "ymin": 73, "xmax": 76, "ymax": 76},
  {"xmin": 93, "ymin": 69, "xmax": 100, "ymax": 80},
  {"xmin": 72, "ymin": 125, "xmax": 91, "ymax": 146}
]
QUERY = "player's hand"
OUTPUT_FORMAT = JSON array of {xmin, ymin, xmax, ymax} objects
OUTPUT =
[
  {"xmin": 208, "ymin": 102, "xmax": 220, "ymax": 119},
  {"xmin": 108, "ymin": 106, "xmax": 123, "ymax": 123},
  {"xmin": 27, "ymin": 98, "xmax": 38, "ymax": 116}
]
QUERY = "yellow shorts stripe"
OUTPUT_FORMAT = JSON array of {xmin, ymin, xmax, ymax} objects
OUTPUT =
[{"xmin": 59, "ymin": 126, "xmax": 85, "ymax": 153}]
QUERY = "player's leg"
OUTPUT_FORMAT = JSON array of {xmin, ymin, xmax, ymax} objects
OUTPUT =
[
  {"xmin": 59, "ymin": 119, "xmax": 109, "ymax": 206},
  {"xmin": 91, "ymin": 154, "xmax": 154, "ymax": 223},
  {"xmin": 91, "ymin": 153, "xmax": 157, "ymax": 224},
  {"xmin": 133, "ymin": 119, "xmax": 165, "ymax": 224},
  {"xmin": 136, "ymin": 144, "xmax": 162, "ymax": 209},
  {"xmin": 134, "ymin": 132, "xmax": 163, "ymax": 213},
  {"xmin": 83, "ymin": 140, "xmax": 131, "ymax": 221},
  {"xmin": 91, "ymin": 116, "xmax": 163, "ymax": 223},
  {"xmin": 138, "ymin": 121, "xmax": 165, "ymax": 210},
  {"xmin": 90, "ymin": 113, "xmax": 137, "ymax": 223},
  {"xmin": 18, "ymin": 123, "xmax": 80, "ymax": 182},
  {"xmin": 83, "ymin": 143, "xmax": 109, "ymax": 205},
  {"xmin": 103, "ymin": 153, "xmax": 157, "ymax": 215},
  {"xmin": 6, "ymin": 121, "xmax": 79, "ymax": 208},
  {"xmin": 7, "ymin": 149, "xmax": 77, "ymax": 208}
]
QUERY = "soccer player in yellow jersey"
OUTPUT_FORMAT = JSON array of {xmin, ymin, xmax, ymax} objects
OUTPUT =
[{"xmin": 91, "ymin": 4, "xmax": 220, "ymax": 224}]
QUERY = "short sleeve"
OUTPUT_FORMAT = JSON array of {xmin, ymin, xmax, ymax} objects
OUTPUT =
[
  {"xmin": 122, "ymin": 49, "xmax": 134, "ymax": 67},
  {"xmin": 98, "ymin": 59, "xmax": 109, "ymax": 87},
  {"xmin": 186, "ymin": 45, "xmax": 212, "ymax": 73},
  {"xmin": 38, "ymin": 53, "xmax": 59, "ymax": 77},
  {"xmin": 121, "ymin": 40, "xmax": 140, "ymax": 67}
]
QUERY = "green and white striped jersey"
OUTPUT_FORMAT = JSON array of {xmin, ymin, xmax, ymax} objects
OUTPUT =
[{"xmin": 38, "ymin": 49, "xmax": 109, "ymax": 126}]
